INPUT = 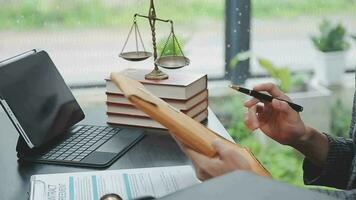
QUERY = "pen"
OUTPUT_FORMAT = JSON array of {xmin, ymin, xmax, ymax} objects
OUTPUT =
[{"xmin": 229, "ymin": 85, "xmax": 303, "ymax": 112}]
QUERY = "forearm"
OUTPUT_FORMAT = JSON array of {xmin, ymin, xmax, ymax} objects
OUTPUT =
[
  {"xmin": 294, "ymin": 127, "xmax": 355, "ymax": 189},
  {"xmin": 291, "ymin": 126, "xmax": 329, "ymax": 167}
]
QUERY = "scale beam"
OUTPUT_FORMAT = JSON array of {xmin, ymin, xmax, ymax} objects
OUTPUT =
[{"xmin": 135, "ymin": 14, "xmax": 172, "ymax": 24}]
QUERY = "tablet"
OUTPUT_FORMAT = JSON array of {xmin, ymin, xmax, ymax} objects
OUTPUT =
[{"xmin": 0, "ymin": 50, "xmax": 84, "ymax": 148}]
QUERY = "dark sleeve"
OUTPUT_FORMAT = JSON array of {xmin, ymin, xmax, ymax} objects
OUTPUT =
[
  {"xmin": 303, "ymin": 134, "xmax": 355, "ymax": 189},
  {"xmin": 311, "ymin": 188, "xmax": 356, "ymax": 200}
]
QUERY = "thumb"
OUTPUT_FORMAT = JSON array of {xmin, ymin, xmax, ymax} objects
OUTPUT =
[{"xmin": 271, "ymin": 99, "xmax": 292, "ymax": 114}]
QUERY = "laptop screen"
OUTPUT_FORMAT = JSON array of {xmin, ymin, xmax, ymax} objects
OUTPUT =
[{"xmin": 0, "ymin": 51, "xmax": 84, "ymax": 148}]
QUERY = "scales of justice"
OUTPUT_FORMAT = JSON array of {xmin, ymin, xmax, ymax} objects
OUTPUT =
[{"xmin": 119, "ymin": 0, "xmax": 190, "ymax": 80}]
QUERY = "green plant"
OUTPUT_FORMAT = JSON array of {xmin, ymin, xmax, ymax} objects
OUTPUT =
[
  {"xmin": 257, "ymin": 58, "xmax": 292, "ymax": 92},
  {"xmin": 230, "ymin": 52, "xmax": 313, "ymax": 93},
  {"xmin": 330, "ymin": 99, "xmax": 352, "ymax": 137},
  {"xmin": 311, "ymin": 19, "xmax": 350, "ymax": 52}
]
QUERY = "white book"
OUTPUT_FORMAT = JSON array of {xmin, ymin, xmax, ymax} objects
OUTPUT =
[{"xmin": 30, "ymin": 165, "xmax": 199, "ymax": 200}]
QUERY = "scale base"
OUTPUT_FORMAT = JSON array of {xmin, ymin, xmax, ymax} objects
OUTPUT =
[{"xmin": 145, "ymin": 68, "xmax": 169, "ymax": 80}]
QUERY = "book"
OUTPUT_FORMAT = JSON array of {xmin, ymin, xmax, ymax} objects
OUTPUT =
[
  {"xmin": 107, "ymin": 109, "xmax": 208, "ymax": 129},
  {"xmin": 106, "ymin": 68, "xmax": 207, "ymax": 100},
  {"xmin": 106, "ymin": 89, "xmax": 208, "ymax": 111},
  {"xmin": 109, "ymin": 73, "xmax": 270, "ymax": 177},
  {"xmin": 30, "ymin": 165, "xmax": 199, "ymax": 200},
  {"xmin": 107, "ymin": 100, "xmax": 208, "ymax": 118}
]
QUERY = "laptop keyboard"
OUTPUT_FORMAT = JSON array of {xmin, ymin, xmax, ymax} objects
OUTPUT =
[{"xmin": 41, "ymin": 125, "xmax": 120, "ymax": 162}]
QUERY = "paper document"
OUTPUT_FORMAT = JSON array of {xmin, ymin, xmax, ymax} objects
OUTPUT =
[{"xmin": 30, "ymin": 165, "xmax": 198, "ymax": 200}]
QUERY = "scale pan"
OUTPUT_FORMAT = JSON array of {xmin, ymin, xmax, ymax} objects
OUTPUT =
[
  {"xmin": 155, "ymin": 56, "xmax": 190, "ymax": 69},
  {"xmin": 119, "ymin": 51, "xmax": 152, "ymax": 61}
]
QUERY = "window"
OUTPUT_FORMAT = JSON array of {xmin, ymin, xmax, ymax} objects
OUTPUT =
[{"xmin": 0, "ymin": 0, "xmax": 226, "ymax": 86}]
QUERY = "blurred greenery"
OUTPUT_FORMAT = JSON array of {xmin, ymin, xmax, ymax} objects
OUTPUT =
[
  {"xmin": 241, "ymin": 137, "xmax": 304, "ymax": 186},
  {"xmin": 210, "ymin": 93, "xmax": 353, "ymax": 186},
  {"xmin": 229, "ymin": 52, "xmax": 310, "ymax": 93},
  {"xmin": 252, "ymin": 0, "xmax": 356, "ymax": 17},
  {"xmin": 0, "ymin": 0, "xmax": 223, "ymax": 30},
  {"xmin": 257, "ymin": 58, "xmax": 292, "ymax": 93},
  {"xmin": 311, "ymin": 19, "xmax": 350, "ymax": 52},
  {"xmin": 1, "ymin": 0, "xmax": 356, "ymax": 30},
  {"xmin": 209, "ymin": 94, "xmax": 304, "ymax": 186},
  {"xmin": 157, "ymin": 35, "xmax": 186, "ymax": 57},
  {"xmin": 0, "ymin": 0, "xmax": 117, "ymax": 29},
  {"xmin": 330, "ymin": 99, "xmax": 352, "ymax": 137}
]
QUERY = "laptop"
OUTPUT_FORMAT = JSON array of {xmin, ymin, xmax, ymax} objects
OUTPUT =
[{"xmin": 0, "ymin": 49, "xmax": 145, "ymax": 168}]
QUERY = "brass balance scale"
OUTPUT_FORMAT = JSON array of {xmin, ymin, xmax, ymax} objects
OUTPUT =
[{"xmin": 119, "ymin": 0, "xmax": 190, "ymax": 80}]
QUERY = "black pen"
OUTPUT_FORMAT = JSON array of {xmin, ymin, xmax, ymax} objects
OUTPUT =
[{"xmin": 229, "ymin": 85, "xmax": 303, "ymax": 112}]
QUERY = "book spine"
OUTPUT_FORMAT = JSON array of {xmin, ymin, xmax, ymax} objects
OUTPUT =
[
  {"xmin": 107, "ymin": 109, "xmax": 208, "ymax": 130},
  {"xmin": 106, "ymin": 78, "xmax": 207, "ymax": 100}
]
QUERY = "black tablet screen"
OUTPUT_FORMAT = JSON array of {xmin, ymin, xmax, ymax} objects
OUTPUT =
[{"xmin": 0, "ymin": 51, "xmax": 84, "ymax": 148}]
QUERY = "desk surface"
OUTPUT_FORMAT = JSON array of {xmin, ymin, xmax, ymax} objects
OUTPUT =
[{"xmin": 0, "ymin": 105, "xmax": 231, "ymax": 200}]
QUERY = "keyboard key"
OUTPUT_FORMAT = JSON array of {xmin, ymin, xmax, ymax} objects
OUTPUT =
[
  {"xmin": 61, "ymin": 152, "xmax": 70, "ymax": 157},
  {"xmin": 48, "ymin": 155, "xmax": 58, "ymax": 160},
  {"xmin": 56, "ymin": 156, "xmax": 67, "ymax": 160},
  {"xmin": 64, "ymin": 155, "xmax": 76, "ymax": 161},
  {"xmin": 51, "ymin": 153, "xmax": 61, "ymax": 157},
  {"xmin": 76, "ymin": 155, "xmax": 86, "ymax": 159},
  {"xmin": 73, "ymin": 158, "xmax": 82, "ymax": 162}
]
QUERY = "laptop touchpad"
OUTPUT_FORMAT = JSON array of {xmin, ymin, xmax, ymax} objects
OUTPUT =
[{"xmin": 96, "ymin": 129, "xmax": 143, "ymax": 153}]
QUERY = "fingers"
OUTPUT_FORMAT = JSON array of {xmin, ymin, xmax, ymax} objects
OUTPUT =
[
  {"xmin": 244, "ymin": 98, "xmax": 259, "ymax": 108},
  {"xmin": 212, "ymin": 140, "xmax": 230, "ymax": 159},
  {"xmin": 256, "ymin": 104, "xmax": 264, "ymax": 114},
  {"xmin": 195, "ymin": 168, "xmax": 213, "ymax": 181},
  {"xmin": 185, "ymin": 148, "xmax": 221, "ymax": 180},
  {"xmin": 212, "ymin": 140, "xmax": 241, "ymax": 162},
  {"xmin": 172, "ymin": 133, "xmax": 223, "ymax": 180},
  {"xmin": 271, "ymin": 99, "xmax": 293, "ymax": 114},
  {"xmin": 253, "ymin": 82, "xmax": 284, "ymax": 98},
  {"xmin": 184, "ymin": 148, "xmax": 213, "ymax": 167},
  {"xmin": 244, "ymin": 105, "xmax": 259, "ymax": 131}
]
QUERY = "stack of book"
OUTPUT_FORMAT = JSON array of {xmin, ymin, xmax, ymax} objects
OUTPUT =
[{"xmin": 106, "ymin": 68, "xmax": 208, "ymax": 129}]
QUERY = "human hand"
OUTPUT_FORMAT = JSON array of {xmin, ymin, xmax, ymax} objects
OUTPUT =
[
  {"xmin": 244, "ymin": 83, "xmax": 308, "ymax": 147},
  {"xmin": 175, "ymin": 139, "xmax": 252, "ymax": 181}
]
